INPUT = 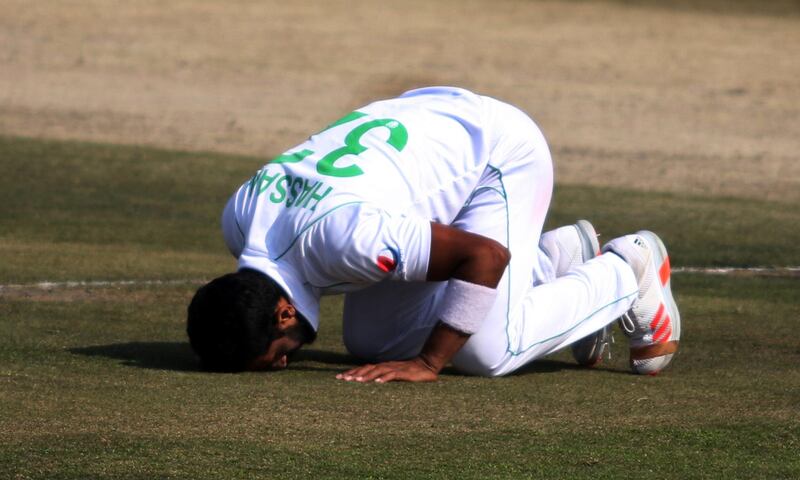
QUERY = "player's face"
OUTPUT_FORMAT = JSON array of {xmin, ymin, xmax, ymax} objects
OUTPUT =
[
  {"xmin": 247, "ymin": 298, "xmax": 306, "ymax": 371},
  {"xmin": 248, "ymin": 333, "xmax": 303, "ymax": 371}
]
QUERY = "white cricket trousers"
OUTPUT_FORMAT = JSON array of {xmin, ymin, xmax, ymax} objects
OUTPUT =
[{"xmin": 342, "ymin": 98, "xmax": 639, "ymax": 377}]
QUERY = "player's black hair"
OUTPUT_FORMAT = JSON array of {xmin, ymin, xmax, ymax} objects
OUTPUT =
[{"xmin": 186, "ymin": 268, "xmax": 296, "ymax": 372}]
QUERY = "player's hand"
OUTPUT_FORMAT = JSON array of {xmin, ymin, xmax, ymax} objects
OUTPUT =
[{"xmin": 336, "ymin": 357, "xmax": 438, "ymax": 383}]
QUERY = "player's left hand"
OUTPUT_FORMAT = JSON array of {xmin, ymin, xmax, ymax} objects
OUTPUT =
[{"xmin": 336, "ymin": 357, "xmax": 438, "ymax": 383}]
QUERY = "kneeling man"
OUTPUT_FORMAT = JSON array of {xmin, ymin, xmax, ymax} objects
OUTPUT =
[{"xmin": 187, "ymin": 86, "xmax": 681, "ymax": 382}]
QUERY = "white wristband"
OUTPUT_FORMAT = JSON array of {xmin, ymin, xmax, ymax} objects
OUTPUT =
[{"xmin": 435, "ymin": 278, "xmax": 498, "ymax": 334}]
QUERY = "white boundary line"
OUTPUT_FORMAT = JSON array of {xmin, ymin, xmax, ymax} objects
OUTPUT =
[
  {"xmin": 673, "ymin": 266, "xmax": 800, "ymax": 275},
  {"xmin": 0, "ymin": 279, "xmax": 207, "ymax": 290},
  {"xmin": 0, "ymin": 267, "xmax": 798, "ymax": 291}
]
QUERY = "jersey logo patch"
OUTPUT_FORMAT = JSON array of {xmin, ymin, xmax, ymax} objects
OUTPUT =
[{"xmin": 376, "ymin": 247, "xmax": 399, "ymax": 273}]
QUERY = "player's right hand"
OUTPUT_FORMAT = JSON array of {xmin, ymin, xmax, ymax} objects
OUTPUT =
[{"xmin": 335, "ymin": 357, "xmax": 438, "ymax": 383}]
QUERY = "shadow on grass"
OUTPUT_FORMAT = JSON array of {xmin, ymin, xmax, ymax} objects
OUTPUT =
[
  {"xmin": 69, "ymin": 342, "xmax": 200, "ymax": 372},
  {"xmin": 69, "ymin": 343, "xmax": 620, "ymax": 377},
  {"xmin": 68, "ymin": 343, "xmax": 360, "ymax": 373},
  {"xmin": 294, "ymin": 351, "xmax": 591, "ymax": 376},
  {"xmin": 437, "ymin": 359, "xmax": 613, "ymax": 377},
  {"xmin": 508, "ymin": 358, "xmax": 627, "ymax": 376},
  {"xmin": 290, "ymin": 348, "xmax": 360, "ymax": 372},
  {"xmin": 509, "ymin": 359, "xmax": 583, "ymax": 375}
]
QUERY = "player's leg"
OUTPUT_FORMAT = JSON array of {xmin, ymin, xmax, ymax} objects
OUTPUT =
[
  {"xmin": 540, "ymin": 220, "xmax": 614, "ymax": 367},
  {"xmin": 444, "ymin": 186, "xmax": 638, "ymax": 376},
  {"xmin": 448, "ymin": 98, "xmax": 639, "ymax": 376},
  {"xmin": 461, "ymin": 254, "xmax": 637, "ymax": 376},
  {"xmin": 444, "ymin": 97, "xmax": 554, "ymax": 375}
]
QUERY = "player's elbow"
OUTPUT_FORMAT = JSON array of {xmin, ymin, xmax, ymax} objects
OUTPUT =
[
  {"xmin": 476, "ymin": 238, "xmax": 510, "ymax": 283},
  {"xmin": 483, "ymin": 238, "xmax": 511, "ymax": 269},
  {"xmin": 495, "ymin": 241, "xmax": 512, "ymax": 268}
]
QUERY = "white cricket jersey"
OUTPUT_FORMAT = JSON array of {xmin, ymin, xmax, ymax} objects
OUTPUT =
[{"xmin": 222, "ymin": 87, "xmax": 496, "ymax": 330}]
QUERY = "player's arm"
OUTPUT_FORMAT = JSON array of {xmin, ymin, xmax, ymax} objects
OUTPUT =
[{"xmin": 336, "ymin": 222, "xmax": 509, "ymax": 383}]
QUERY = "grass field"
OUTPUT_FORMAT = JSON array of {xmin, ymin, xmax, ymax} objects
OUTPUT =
[{"xmin": 1, "ymin": 136, "xmax": 799, "ymax": 479}]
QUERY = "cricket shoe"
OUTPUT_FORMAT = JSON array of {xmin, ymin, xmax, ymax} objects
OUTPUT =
[
  {"xmin": 540, "ymin": 220, "xmax": 612, "ymax": 367},
  {"xmin": 602, "ymin": 231, "xmax": 681, "ymax": 375}
]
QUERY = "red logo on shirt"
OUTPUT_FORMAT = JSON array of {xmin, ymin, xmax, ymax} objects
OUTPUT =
[{"xmin": 376, "ymin": 247, "xmax": 399, "ymax": 273}]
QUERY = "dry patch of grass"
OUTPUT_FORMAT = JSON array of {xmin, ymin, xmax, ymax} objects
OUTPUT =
[{"xmin": 1, "ymin": 0, "xmax": 798, "ymax": 202}]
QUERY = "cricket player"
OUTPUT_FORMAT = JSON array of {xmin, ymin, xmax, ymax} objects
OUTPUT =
[{"xmin": 187, "ymin": 86, "xmax": 681, "ymax": 382}]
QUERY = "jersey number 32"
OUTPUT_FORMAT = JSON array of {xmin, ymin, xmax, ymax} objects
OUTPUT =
[{"xmin": 271, "ymin": 111, "xmax": 408, "ymax": 178}]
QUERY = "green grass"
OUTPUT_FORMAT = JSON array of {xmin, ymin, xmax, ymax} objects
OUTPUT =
[
  {"xmin": 2, "ymin": 136, "xmax": 798, "ymax": 284},
  {"xmin": 1, "ymin": 136, "xmax": 798, "ymax": 479},
  {"xmin": 0, "ymin": 137, "xmax": 256, "ymax": 283}
]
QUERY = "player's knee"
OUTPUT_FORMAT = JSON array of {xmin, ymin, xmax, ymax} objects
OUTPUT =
[
  {"xmin": 470, "ymin": 363, "xmax": 506, "ymax": 378},
  {"xmin": 451, "ymin": 344, "xmax": 507, "ymax": 378},
  {"xmin": 453, "ymin": 358, "xmax": 506, "ymax": 377}
]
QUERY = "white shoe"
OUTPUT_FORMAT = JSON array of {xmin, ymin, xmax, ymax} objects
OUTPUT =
[
  {"xmin": 540, "ymin": 220, "xmax": 611, "ymax": 367},
  {"xmin": 540, "ymin": 220, "xmax": 600, "ymax": 277},
  {"xmin": 602, "ymin": 231, "xmax": 681, "ymax": 375}
]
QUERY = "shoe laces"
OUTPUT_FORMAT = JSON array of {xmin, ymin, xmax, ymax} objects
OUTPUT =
[
  {"xmin": 598, "ymin": 326, "xmax": 615, "ymax": 362},
  {"xmin": 618, "ymin": 311, "xmax": 636, "ymax": 336}
]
